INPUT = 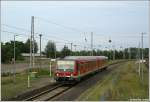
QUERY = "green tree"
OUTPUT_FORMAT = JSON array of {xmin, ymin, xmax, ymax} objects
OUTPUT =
[
  {"xmin": 144, "ymin": 48, "xmax": 149, "ymax": 58},
  {"xmin": 1, "ymin": 41, "xmax": 24, "ymax": 63},
  {"xmin": 1, "ymin": 43, "xmax": 9, "ymax": 63},
  {"xmin": 45, "ymin": 41, "xmax": 56, "ymax": 58},
  {"xmin": 24, "ymin": 39, "xmax": 38, "ymax": 53},
  {"xmin": 61, "ymin": 45, "xmax": 71, "ymax": 58}
]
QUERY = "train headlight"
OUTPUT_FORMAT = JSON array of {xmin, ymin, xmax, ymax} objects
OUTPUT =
[{"xmin": 56, "ymin": 73, "xmax": 59, "ymax": 76}]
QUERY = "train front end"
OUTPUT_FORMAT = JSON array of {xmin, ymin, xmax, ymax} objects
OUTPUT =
[{"xmin": 54, "ymin": 60, "xmax": 77, "ymax": 82}]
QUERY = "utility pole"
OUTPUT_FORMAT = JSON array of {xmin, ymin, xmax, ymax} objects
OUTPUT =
[
  {"xmin": 120, "ymin": 46, "xmax": 125, "ymax": 59},
  {"xmin": 13, "ymin": 34, "xmax": 18, "ymax": 83},
  {"xmin": 71, "ymin": 43, "xmax": 73, "ymax": 51},
  {"xmin": 39, "ymin": 34, "xmax": 42, "ymax": 70},
  {"xmin": 138, "ymin": 42, "xmax": 141, "ymax": 77},
  {"xmin": 141, "ymin": 32, "xmax": 145, "ymax": 80},
  {"xmin": 70, "ymin": 43, "xmax": 73, "ymax": 56},
  {"xmin": 108, "ymin": 38, "xmax": 112, "ymax": 60},
  {"xmin": 28, "ymin": 16, "xmax": 34, "ymax": 88},
  {"xmin": 113, "ymin": 45, "xmax": 115, "ymax": 60},
  {"xmin": 84, "ymin": 32, "xmax": 87, "ymax": 52},
  {"xmin": 91, "ymin": 32, "xmax": 93, "ymax": 56},
  {"xmin": 74, "ymin": 45, "xmax": 77, "ymax": 52},
  {"xmin": 55, "ymin": 43, "xmax": 56, "ymax": 59},
  {"xmin": 128, "ymin": 47, "xmax": 131, "ymax": 59},
  {"xmin": 32, "ymin": 16, "xmax": 35, "ymax": 68},
  {"xmin": 123, "ymin": 47, "xmax": 125, "ymax": 59}
]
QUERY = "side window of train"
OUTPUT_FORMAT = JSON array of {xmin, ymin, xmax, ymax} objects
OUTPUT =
[
  {"xmin": 78, "ymin": 63, "xmax": 81, "ymax": 71},
  {"xmin": 77, "ymin": 63, "xmax": 80, "ymax": 72},
  {"xmin": 90, "ymin": 61, "xmax": 92, "ymax": 69},
  {"xmin": 79, "ymin": 63, "xmax": 83, "ymax": 71},
  {"xmin": 92, "ymin": 61, "xmax": 94, "ymax": 68},
  {"xmin": 86, "ymin": 63, "xmax": 88, "ymax": 71}
]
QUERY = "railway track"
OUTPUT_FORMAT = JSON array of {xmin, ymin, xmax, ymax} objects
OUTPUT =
[
  {"xmin": 8, "ymin": 60, "xmax": 127, "ymax": 101},
  {"xmin": 24, "ymin": 83, "xmax": 76, "ymax": 101}
]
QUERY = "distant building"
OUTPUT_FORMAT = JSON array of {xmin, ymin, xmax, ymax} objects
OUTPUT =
[{"xmin": 21, "ymin": 53, "xmax": 46, "ymax": 60}]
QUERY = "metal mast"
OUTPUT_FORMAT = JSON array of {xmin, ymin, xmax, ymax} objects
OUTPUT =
[
  {"xmin": 39, "ymin": 34, "xmax": 42, "ymax": 70},
  {"xmin": 32, "ymin": 16, "xmax": 35, "ymax": 68},
  {"xmin": 91, "ymin": 32, "xmax": 93, "ymax": 56}
]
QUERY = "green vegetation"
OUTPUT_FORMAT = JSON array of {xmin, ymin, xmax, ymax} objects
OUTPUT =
[
  {"xmin": 107, "ymin": 59, "xmax": 126, "ymax": 65},
  {"xmin": 24, "ymin": 39, "xmax": 38, "ymax": 53},
  {"xmin": 2, "ymin": 40, "xmax": 149, "ymax": 63},
  {"xmin": 45, "ymin": 41, "xmax": 56, "ymax": 58},
  {"xmin": 61, "ymin": 45, "xmax": 71, "ymax": 58},
  {"xmin": 1, "ymin": 39, "xmax": 38, "ymax": 63},
  {"xmin": 77, "ymin": 61, "xmax": 148, "ymax": 101},
  {"xmin": 1, "ymin": 68, "xmax": 54, "ymax": 100}
]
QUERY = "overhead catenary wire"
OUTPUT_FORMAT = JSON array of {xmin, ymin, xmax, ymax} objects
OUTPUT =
[
  {"xmin": 1, "ymin": 24, "xmax": 87, "ymax": 45},
  {"xmin": 35, "ymin": 16, "xmax": 83, "ymax": 33},
  {"xmin": 2, "ymin": 23, "xmax": 148, "ymax": 51},
  {"xmin": 34, "ymin": 17, "xmax": 90, "ymax": 45},
  {"xmin": 1, "ymin": 24, "xmax": 72, "ymax": 42},
  {"xmin": 2, "ymin": 23, "xmax": 144, "ymax": 49},
  {"xmin": 1, "ymin": 30, "xmax": 91, "ymax": 51},
  {"xmin": 1, "ymin": 30, "xmax": 73, "ymax": 44},
  {"xmin": 94, "ymin": 33, "xmax": 148, "ymax": 38},
  {"xmin": 2, "ymin": 30, "xmax": 145, "ymax": 52}
]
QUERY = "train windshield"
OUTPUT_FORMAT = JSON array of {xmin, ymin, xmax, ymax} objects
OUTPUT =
[{"xmin": 57, "ymin": 61, "xmax": 75, "ymax": 72}]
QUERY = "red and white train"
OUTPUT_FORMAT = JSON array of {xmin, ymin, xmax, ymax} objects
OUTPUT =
[{"xmin": 54, "ymin": 56, "xmax": 108, "ymax": 82}]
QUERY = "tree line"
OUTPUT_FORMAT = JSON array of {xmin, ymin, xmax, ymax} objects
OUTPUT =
[
  {"xmin": 1, "ymin": 39, "xmax": 149, "ymax": 63},
  {"xmin": 1, "ymin": 39, "xmax": 38, "ymax": 63}
]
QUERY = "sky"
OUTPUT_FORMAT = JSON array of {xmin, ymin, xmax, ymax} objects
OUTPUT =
[{"xmin": 1, "ymin": 1, "xmax": 149, "ymax": 52}]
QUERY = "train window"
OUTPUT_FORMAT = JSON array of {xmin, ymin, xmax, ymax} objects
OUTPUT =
[
  {"xmin": 78, "ymin": 63, "xmax": 83, "ymax": 70},
  {"xmin": 57, "ymin": 61, "xmax": 75, "ymax": 72}
]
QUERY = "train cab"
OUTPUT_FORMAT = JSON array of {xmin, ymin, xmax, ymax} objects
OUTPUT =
[{"xmin": 54, "ymin": 60, "xmax": 78, "ymax": 81}]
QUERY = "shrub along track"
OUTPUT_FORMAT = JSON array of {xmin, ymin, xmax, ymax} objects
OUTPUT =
[{"xmin": 8, "ymin": 60, "xmax": 127, "ymax": 101}]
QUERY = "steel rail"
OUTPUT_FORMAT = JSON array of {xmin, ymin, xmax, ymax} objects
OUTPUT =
[{"xmin": 24, "ymin": 83, "xmax": 64, "ymax": 101}]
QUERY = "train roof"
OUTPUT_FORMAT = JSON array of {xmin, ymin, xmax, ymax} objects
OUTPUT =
[{"xmin": 60, "ymin": 56, "xmax": 108, "ymax": 61}]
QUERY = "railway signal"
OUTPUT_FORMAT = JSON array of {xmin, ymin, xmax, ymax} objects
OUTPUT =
[
  {"xmin": 108, "ymin": 38, "xmax": 112, "ymax": 60},
  {"xmin": 109, "ymin": 38, "xmax": 112, "ymax": 42}
]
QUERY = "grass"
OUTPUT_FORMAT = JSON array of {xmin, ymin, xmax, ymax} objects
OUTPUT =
[
  {"xmin": 1, "ymin": 68, "xmax": 54, "ymax": 100},
  {"xmin": 107, "ymin": 59, "xmax": 127, "ymax": 65},
  {"xmin": 1, "ymin": 59, "xmax": 125, "ymax": 100},
  {"xmin": 77, "ymin": 61, "xmax": 149, "ymax": 101},
  {"xmin": 1, "ymin": 73, "xmax": 29, "ymax": 100}
]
